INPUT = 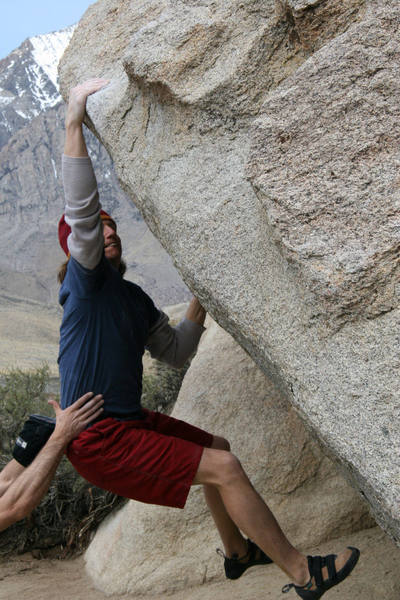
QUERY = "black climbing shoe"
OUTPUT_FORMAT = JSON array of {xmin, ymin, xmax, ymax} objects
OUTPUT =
[
  {"xmin": 282, "ymin": 546, "xmax": 360, "ymax": 599},
  {"xmin": 217, "ymin": 538, "xmax": 273, "ymax": 580}
]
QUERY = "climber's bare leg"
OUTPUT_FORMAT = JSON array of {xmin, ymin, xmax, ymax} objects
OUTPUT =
[
  {"xmin": 195, "ymin": 446, "xmax": 307, "ymax": 581},
  {"xmin": 194, "ymin": 448, "xmax": 353, "ymax": 586},
  {"xmin": 204, "ymin": 436, "xmax": 247, "ymax": 557}
]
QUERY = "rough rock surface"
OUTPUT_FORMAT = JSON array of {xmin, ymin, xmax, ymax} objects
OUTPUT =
[
  {"xmin": 85, "ymin": 321, "xmax": 373, "ymax": 595},
  {"xmin": 59, "ymin": 0, "xmax": 400, "ymax": 545},
  {"xmin": 249, "ymin": 4, "xmax": 399, "ymax": 326}
]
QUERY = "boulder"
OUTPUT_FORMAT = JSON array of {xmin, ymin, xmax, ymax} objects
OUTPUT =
[
  {"xmin": 85, "ymin": 320, "xmax": 373, "ymax": 595},
  {"xmin": 59, "ymin": 0, "xmax": 400, "ymax": 545}
]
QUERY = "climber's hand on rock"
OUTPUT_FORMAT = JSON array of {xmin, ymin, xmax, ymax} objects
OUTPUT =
[
  {"xmin": 185, "ymin": 297, "xmax": 206, "ymax": 326},
  {"xmin": 65, "ymin": 78, "xmax": 109, "ymax": 129}
]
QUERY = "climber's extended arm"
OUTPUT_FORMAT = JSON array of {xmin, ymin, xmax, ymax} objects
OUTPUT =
[{"xmin": 62, "ymin": 79, "xmax": 112, "ymax": 270}]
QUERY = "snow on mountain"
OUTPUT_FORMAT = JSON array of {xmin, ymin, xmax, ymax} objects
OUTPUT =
[
  {"xmin": 0, "ymin": 26, "xmax": 75, "ymax": 148},
  {"xmin": 30, "ymin": 26, "xmax": 75, "ymax": 91}
]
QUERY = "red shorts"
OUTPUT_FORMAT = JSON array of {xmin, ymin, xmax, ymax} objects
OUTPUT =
[{"xmin": 67, "ymin": 409, "xmax": 213, "ymax": 509}]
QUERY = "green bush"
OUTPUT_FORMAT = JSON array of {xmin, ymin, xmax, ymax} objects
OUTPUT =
[{"xmin": 0, "ymin": 367, "xmax": 125, "ymax": 557}]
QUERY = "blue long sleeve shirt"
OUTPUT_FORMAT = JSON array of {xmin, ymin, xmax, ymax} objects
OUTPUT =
[
  {"xmin": 59, "ymin": 254, "xmax": 159, "ymax": 418},
  {"xmin": 58, "ymin": 155, "xmax": 205, "ymax": 418}
]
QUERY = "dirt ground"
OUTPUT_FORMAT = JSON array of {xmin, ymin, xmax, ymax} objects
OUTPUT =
[{"xmin": 0, "ymin": 527, "xmax": 399, "ymax": 600}]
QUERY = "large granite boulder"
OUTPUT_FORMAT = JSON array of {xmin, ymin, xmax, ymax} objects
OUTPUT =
[
  {"xmin": 59, "ymin": 0, "xmax": 400, "ymax": 544},
  {"xmin": 85, "ymin": 320, "xmax": 372, "ymax": 595}
]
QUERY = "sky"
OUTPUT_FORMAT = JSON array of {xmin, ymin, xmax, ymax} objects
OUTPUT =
[{"xmin": 0, "ymin": 0, "xmax": 95, "ymax": 60}]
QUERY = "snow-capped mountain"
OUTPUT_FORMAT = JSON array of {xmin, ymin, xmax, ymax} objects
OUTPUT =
[
  {"xmin": 0, "ymin": 27, "xmax": 74, "ymax": 149},
  {"xmin": 31, "ymin": 27, "xmax": 76, "ymax": 90}
]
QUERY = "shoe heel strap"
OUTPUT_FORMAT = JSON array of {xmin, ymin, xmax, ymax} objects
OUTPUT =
[
  {"xmin": 282, "ymin": 578, "xmax": 313, "ymax": 594},
  {"xmin": 216, "ymin": 544, "xmax": 250, "ymax": 561}
]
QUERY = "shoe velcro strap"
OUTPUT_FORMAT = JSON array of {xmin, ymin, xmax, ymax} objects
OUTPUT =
[
  {"xmin": 309, "ymin": 555, "xmax": 324, "ymax": 588},
  {"xmin": 247, "ymin": 540, "xmax": 256, "ymax": 561},
  {"xmin": 325, "ymin": 554, "xmax": 337, "ymax": 582}
]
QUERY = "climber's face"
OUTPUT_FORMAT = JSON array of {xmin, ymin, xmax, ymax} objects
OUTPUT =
[{"xmin": 103, "ymin": 220, "xmax": 122, "ymax": 268}]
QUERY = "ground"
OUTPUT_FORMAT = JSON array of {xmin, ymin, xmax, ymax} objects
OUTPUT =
[{"xmin": 1, "ymin": 527, "xmax": 399, "ymax": 599}]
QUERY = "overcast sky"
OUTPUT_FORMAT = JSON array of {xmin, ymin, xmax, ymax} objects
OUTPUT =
[{"xmin": 0, "ymin": 0, "xmax": 94, "ymax": 60}]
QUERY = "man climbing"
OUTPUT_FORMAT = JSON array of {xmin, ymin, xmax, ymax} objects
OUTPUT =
[
  {"xmin": 0, "ymin": 392, "xmax": 103, "ymax": 531},
  {"xmin": 58, "ymin": 78, "xmax": 360, "ymax": 599}
]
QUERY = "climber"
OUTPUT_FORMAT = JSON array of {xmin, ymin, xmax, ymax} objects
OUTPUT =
[
  {"xmin": 0, "ymin": 392, "xmax": 104, "ymax": 532},
  {"xmin": 58, "ymin": 78, "xmax": 360, "ymax": 599}
]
